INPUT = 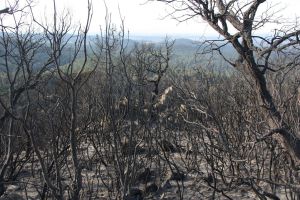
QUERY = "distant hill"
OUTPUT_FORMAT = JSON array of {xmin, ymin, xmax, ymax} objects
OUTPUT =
[{"xmin": 0, "ymin": 34, "xmax": 237, "ymax": 73}]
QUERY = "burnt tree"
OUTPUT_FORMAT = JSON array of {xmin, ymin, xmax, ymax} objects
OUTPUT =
[{"xmin": 156, "ymin": 0, "xmax": 300, "ymax": 164}]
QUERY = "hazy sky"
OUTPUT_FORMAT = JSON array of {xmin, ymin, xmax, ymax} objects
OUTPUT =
[
  {"xmin": 2, "ymin": 0, "xmax": 300, "ymax": 37},
  {"xmin": 36, "ymin": 0, "xmax": 207, "ymax": 36}
]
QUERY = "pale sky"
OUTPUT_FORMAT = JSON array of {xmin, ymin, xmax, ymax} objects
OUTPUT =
[
  {"xmin": 1, "ymin": 0, "xmax": 300, "ymax": 38},
  {"xmin": 36, "ymin": 0, "xmax": 208, "ymax": 36}
]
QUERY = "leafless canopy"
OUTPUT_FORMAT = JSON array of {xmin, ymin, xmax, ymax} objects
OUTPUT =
[{"xmin": 156, "ymin": 0, "xmax": 300, "ymax": 164}]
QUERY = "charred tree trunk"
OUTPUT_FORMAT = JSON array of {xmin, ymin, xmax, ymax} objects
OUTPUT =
[
  {"xmin": 247, "ymin": 59, "xmax": 300, "ymax": 164},
  {"xmin": 237, "ymin": 36, "xmax": 300, "ymax": 164},
  {"xmin": 70, "ymin": 86, "xmax": 82, "ymax": 200}
]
